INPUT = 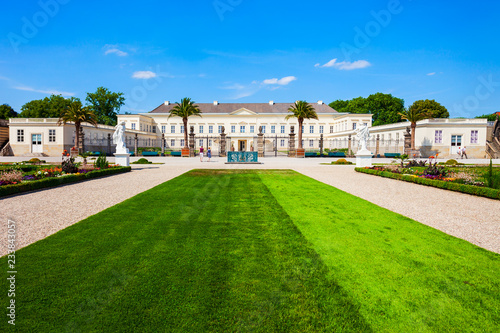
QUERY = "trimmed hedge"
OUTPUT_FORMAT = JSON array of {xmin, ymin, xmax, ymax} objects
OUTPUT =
[
  {"xmin": 0, "ymin": 167, "xmax": 131, "ymax": 198},
  {"xmin": 355, "ymin": 167, "xmax": 500, "ymax": 200}
]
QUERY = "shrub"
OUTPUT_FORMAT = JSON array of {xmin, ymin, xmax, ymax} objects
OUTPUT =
[
  {"xmin": 61, "ymin": 157, "xmax": 79, "ymax": 174},
  {"xmin": 95, "ymin": 154, "xmax": 109, "ymax": 169},
  {"xmin": 423, "ymin": 161, "xmax": 448, "ymax": 178},
  {"xmin": 483, "ymin": 159, "xmax": 500, "ymax": 189},
  {"xmin": 25, "ymin": 158, "xmax": 45, "ymax": 164},
  {"xmin": 406, "ymin": 160, "xmax": 427, "ymax": 168},
  {"xmin": 445, "ymin": 159, "xmax": 458, "ymax": 165},
  {"xmin": 0, "ymin": 170, "xmax": 23, "ymax": 185},
  {"xmin": 132, "ymin": 158, "xmax": 152, "ymax": 164},
  {"xmin": 332, "ymin": 158, "xmax": 353, "ymax": 165}
]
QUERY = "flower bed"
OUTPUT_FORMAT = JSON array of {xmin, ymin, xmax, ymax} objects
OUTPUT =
[
  {"xmin": 355, "ymin": 167, "xmax": 500, "ymax": 200},
  {"xmin": 0, "ymin": 166, "xmax": 131, "ymax": 198}
]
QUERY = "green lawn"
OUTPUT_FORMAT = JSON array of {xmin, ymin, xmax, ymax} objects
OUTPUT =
[{"xmin": 1, "ymin": 170, "xmax": 499, "ymax": 332}]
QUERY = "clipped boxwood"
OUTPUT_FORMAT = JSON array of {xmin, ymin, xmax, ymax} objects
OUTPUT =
[
  {"xmin": 0, "ymin": 167, "xmax": 131, "ymax": 198},
  {"xmin": 355, "ymin": 167, "xmax": 500, "ymax": 200}
]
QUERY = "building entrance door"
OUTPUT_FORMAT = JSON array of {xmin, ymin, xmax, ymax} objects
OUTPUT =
[
  {"xmin": 31, "ymin": 134, "xmax": 42, "ymax": 153},
  {"xmin": 451, "ymin": 135, "xmax": 462, "ymax": 155},
  {"xmin": 238, "ymin": 140, "xmax": 246, "ymax": 152}
]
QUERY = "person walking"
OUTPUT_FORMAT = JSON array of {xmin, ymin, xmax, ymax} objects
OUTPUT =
[
  {"xmin": 207, "ymin": 146, "xmax": 212, "ymax": 162},
  {"xmin": 457, "ymin": 146, "xmax": 462, "ymax": 159},
  {"xmin": 199, "ymin": 145, "xmax": 204, "ymax": 162},
  {"xmin": 462, "ymin": 146, "xmax": 468, "ymax": 159}
]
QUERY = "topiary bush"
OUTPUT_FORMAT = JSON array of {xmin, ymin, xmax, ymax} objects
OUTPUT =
[
  {"xmin": 445, "ymin": 159, "xmax": 458, "ymax": 165},
  {"xmin": 332, "ymin": 158, "xmax": 353, "ymax": 165},
  {"xmin": 132, "ymin": 158, "xmax": 152, "ymax": 164}
]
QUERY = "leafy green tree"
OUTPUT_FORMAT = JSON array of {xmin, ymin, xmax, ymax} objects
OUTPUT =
[
  {"xmin": 344, "ymin": 96, "xmax": 370, "ymax": 115},
  {"xmin": 85, "ymin": 87, "xmax": 125, "ymax": 126},
  {"xmin": 365, "ymin": 93, "xmax": 405, "ymax": 126},
  {"xmin": 168, "ymin": 98, "xmax": 202, "ymax": 149},
  {"xmin": 0, "ymin": 104, "xmax": 17, "ymax": 119},
  {"xmin": 475, "ymin": 113, "xmax": 498, "ymax": 121},
  {"xmin": 285, "ymin": 101, "xmax": 318, "ymax": 149},
  {"xmin": 20, "ymin": 95, "xmax": 77, "ymax": 118},
  {"xmin": 399, "ymin": 104, "xmax": 432, "ymax": 150},
  {"xmin": 57, "ymin": 100, "xmax": 98, "ymax": 152},
  {"xmin": 329, "ymin": 99, "xmax": 349, "ymax": 113},
  {"xmin": 409, "ymin": 99, "xmax": 449, "ymax": 119}
]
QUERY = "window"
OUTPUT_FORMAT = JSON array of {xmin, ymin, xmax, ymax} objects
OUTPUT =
[
  {"xmin": 302, "ymin": 126, "xmax": 304, "ymax": 133},
  {"xmin": 152, "ymin": 126, "xmax": 156, "ymax": 133},
  {"xmin": 435, "ymin": 130, "xmax": 443, "ymax": 144},
  {"xmin": 281, "ymin": 125, "xmax": 285, "ymax": 134},
  {"xmin": 231, "ymin": 125, "xmax": 235, "ymax": 133},
  {"xmin": 171, "ymin": 139, "xmax": 175, "ymax": 146},
  {"xmin": 199, "ymin": 125, "xmax": 204, "ymax": 134},
  {"xmin": 319, "ymin": 126, "xmax": 324, "ymax": 134},
  {"xmin": 209, "ymin": 125, "xmax": 213, "ymax": 134},
  {"xmin": 363, "ymin": 123, "xmax": 368, "ymax": 127},
  {"xmin": 17, "ymin": 130, "xmax": 24, "ymax": 142},
  {"xmin": 181, "ymin": 125, "xmax": 184, "ymax": 134},
  {"xmin": 262, "ymin": 126, "xmax": 266, "ymax": 133},
  {"xmin": 471, "ymin": 130, "xmax": 478, "ymax": 144},
  {"xmin": 353, "ymin": 123, "xmax": 357, "ymax": 130},
  {"xmin": 271, "ymin": 125, "xmax": 275, "ymax": 134},
  {"xmin": 330, "ymin": 126, "xmax": 334, "ymax": 133},
  {"xmin": 131, "ymin": 123, "xmax": 136, "ymax": 130},
  {"xmin": 310, "ymin": 125, "xmax": 314, "ymax": 134},
  {"xmin": 161, "ymin": 125, "xmax": 166, "ymax": 134},
  {"xmin": 199, "ymin": 139, "xmax": 204, "ymax": 146},
  {"xmin": 180, "ymin": 139, "xmax": 185, "ymax": 146},
  {"xmin": 309, "ymin": 140, "xmax": 314, "ymax": 147},
  {"xmin": 171, "ymin": 125, "xmax": 175, "ymax": 133},
  {"xmin": 209, "ymin": 139, "xmax": 212, "ymax": 146},
  {"xmin": 280, "ymin": 139, "xmax": 285, "ymax": 147},
  {"xmin": 140, "ymin": 124, "xmax": 142, "ymax": 131},
  {"xmin": 218, "ymin": 125, "xmax": 222, "ymax": 134},
  {"xmin": 49, "ymin": 129, "xmax": 56, "ymax": 142},
  {"xmin": 250, "ymin": 125, "xmax": 255, "ymax": 133},
  {"xmin": 451, "ymin": 135, "xmax": 462, "ymax": 146},
  {"xmin": 240, "ymin": 125, "xmax": 245, "ymax": 133}
]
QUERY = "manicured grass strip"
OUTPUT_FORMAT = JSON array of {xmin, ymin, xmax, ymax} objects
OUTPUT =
[
  {"xmin": 355, "ymin": 167, "xmax": 500, "ymax": 200},
  {"xmin": 0, "ymin": 167, "xmax": 131, "ymax": 198},
  {"xmin": 259, "ymin": 170, "xmax": 500, "ymax": 332},
  {"xmin": 1, "ymin": 169, "xmax": 370, "ymax": 332}
]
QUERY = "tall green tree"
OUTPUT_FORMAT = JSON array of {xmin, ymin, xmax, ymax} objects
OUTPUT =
[
  {"xmin": 475, "ymin": 113, "xmax": 498, "ymax": 122},
  {"xmin": 168, "ymin": 98, "xmax": 202, "ymax": 149},
  {"xmin": 409, "ymin": 99, "xmax": 449, "ymax": 119},
  {"xmin": 399, "ymin": 105, "xmax": 432, "ymax": 150},
  {"xmin": 365, "ymin": 93, "xmax": 405, "ymax": 126},
  {"xmin": 20, "ymin": 95, "xmax": 77, "ymax": 118},
  {"xmin": 85, "ymin": 87, "xmax": 125, "ymax": 126},
  {"xmin": 344, "ymin": 96, "xmax": 370, "ymax": 114},
  {"xmin": 285, "ymin": 101, "xmax": 318, "ymax": 149},
  {"xmin": 58, "ymin": 100, "xmax": 98, "ymax": 152},
  {"xmin": 328, "ymin": 99, "xmax": 349, "ymax": 113},
  {"xmin": 0, "ymin": 104, "xmax": 17, "ymax": 119}
]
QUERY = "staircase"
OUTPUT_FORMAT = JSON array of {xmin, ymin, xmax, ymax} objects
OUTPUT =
[
  {"xmin": 486, "ymin": 137, "xmax": 500, "ymax": 159},
  {"xmin": 0, "ymin": 142, "xmax": 13, "ymax": 156}
]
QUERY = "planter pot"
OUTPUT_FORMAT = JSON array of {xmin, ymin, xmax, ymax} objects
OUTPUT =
[
  {"xmin": 181, "ymin": 148, "xmax": 190, "ymax": 157},
  {"xmin": 296, "ymin": 148, "xmax": 305, "ymax": 158}
]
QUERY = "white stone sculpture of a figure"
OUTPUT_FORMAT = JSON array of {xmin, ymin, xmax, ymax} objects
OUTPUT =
[
  {"xmin": 355, "ymin": 123, "xmax": 370, "ymax": 152},
  {"xmin": 113, "ymin": 121, "xmax": 128, "ymax": 154}
]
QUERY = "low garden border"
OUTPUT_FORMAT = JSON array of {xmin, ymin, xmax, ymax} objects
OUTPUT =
[
  {"xmin": 355, "ymin": 167, "xmax": 500, "ymax": 200},
  {"xmin": 0, "ymin": 166, "xmax": 131, "ymax": 198}
]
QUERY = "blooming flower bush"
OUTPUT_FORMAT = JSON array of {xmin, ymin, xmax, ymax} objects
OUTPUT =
[{"xmin": 0, "ymin": 170, "xmax": 23, "ymax": 185}]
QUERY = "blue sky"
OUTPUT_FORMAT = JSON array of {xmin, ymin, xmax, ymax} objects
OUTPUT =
[{"xmin": 1, "ymin": 0, "xmax": 500, "ymax": 118}]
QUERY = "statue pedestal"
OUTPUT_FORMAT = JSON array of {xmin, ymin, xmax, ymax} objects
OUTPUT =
[
  {"xmin": 356, "ymin": 149, "xmax": 373, "ymax": 168},
  {"xmin": 114, "ymin": 153, "xmax": 130, "ymax": 167}
]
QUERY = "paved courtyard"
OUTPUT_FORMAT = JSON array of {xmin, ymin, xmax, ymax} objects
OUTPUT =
[{"xmin": 1, "ymin": 156, "xmax": 499, "ymax": 256}]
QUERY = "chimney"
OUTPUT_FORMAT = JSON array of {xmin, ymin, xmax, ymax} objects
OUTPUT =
[
  {"xmin": 164, "ymin": 101, "xmax": 170, "ymax": 105},
  {"xmin": 269, "ymin": 100, "xmax": 274, "ymax": 105},
  {"xmin": 317, "ymin": 100, "xmax": 323, "ymax": 105},
  {"xmin": 213, "ymin": 101, "xmax": 219, "ymax": 105}
]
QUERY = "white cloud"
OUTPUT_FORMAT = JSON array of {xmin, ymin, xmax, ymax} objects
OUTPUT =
[
  {"xmin": 427, "ymin": 72, "xmax": 436, "ymax": 76},
  {"xmin": 103, "ymin": 44, "xmax": 129, "ymax": 57},
  {"xmin": 315, "ymin": 58, "xmax": 371, "ymax": 70},
  {"xmin": 0, "ymin": 75, "xmax": 9, "ymax": 81},
  {"xmin": 14, "ymin": 85, "xmax": 74, "ymax": 96},
  {"xmin": 262, "ymin": 76, "xmax": 297, "ymax": 86},
  {"xmin": 132, "ymin": 71, "xmax": 157, "ymax": 79}
]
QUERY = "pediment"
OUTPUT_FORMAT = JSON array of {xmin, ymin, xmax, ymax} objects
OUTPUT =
[{"xmin": 230, "ymin": 108, "xmax": 257, "ymax": 116}]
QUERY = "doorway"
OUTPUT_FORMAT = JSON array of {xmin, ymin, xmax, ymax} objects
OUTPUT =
[
  {"xmin": 451, "ymin": 135, "xmax": 462, "ymax": 155},
  {"xmin": 31, "ymin": 134, "xmax": 42, "ymax": 153},
  {"xmin": 238, "ymin": 140, "xmax": 246, "ymax": 152}
]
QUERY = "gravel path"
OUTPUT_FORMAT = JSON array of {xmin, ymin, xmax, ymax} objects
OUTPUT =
[{"xmin": 1, "ymin": 156, "xmax": 499, "ymax": 256}]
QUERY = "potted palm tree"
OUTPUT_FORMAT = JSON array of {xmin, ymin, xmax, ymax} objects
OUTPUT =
[
  {"xmin": 58, "ymin": 100, "xmax": 98, "ymax": 154},
  {"xmin": 168, "ymin": 98, "xmax": 202, "ymax": 157},
  {"xmin": 285, "ymin": 101, "xmax": 318, "ymax": 158},
  {"xmin": 398, "ymin": 103, "xmax": 432, "ymax": 153}
]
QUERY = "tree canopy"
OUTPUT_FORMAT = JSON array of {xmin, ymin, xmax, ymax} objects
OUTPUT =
[
  {"xmin": 58, "ymin": 100, "xmax": 98, "ymax": 151},
  {"xmin": 0, "ymin": 104, "xmax": 17, "ymax": 119},
  {"xmin": 285, "ymin": 101, "xmax": 318, "ymax": 149},
  {"xmin": 408, "ymin": 99, "xmax": 449, "ymax": 119},
  {"xmin": 20, "ymin": 95, "xmax": 78, "ymax": 118},
  {"xmin": 169, "ymin": 97, "xmax": 202, "ymax": 149},
  {"xmin": 330, "ymin": 93, "xmax": 405, "ymax": 126},
  {"xmin": 85, "ymin": 87, "xmax": 125, "ymax": 126},
  {"xmin": 475, "ymin": 113, "xmax": 498, "ymax": 122}
]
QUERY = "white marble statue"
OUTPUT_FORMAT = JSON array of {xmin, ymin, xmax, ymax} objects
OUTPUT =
[
  {"xmin": 113, "ymin": 121, "xmax": 128, "ymax": 154},
  {"xmin": 355, "ymin": 123, "xmax": 370, "ymax": 152}
]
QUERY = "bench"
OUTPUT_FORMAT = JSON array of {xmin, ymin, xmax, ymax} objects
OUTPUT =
[
  {"xmin": 305, "ymin": 152, "xmax": 318, "ymax": 157},
  {"xmin": 384, "ymin": 153, "xmax": 401, "ymax": 158},
  {"xmin": 328, "ymin": 152, "xmax": 346, "ymax": 157},
  {"xmin": 142, "ymin": 151, "xmax": 159, "ymax": 156},
  {"xmin": 170, "ymin": 151, "xmax": 182, "ymax": 156}
]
